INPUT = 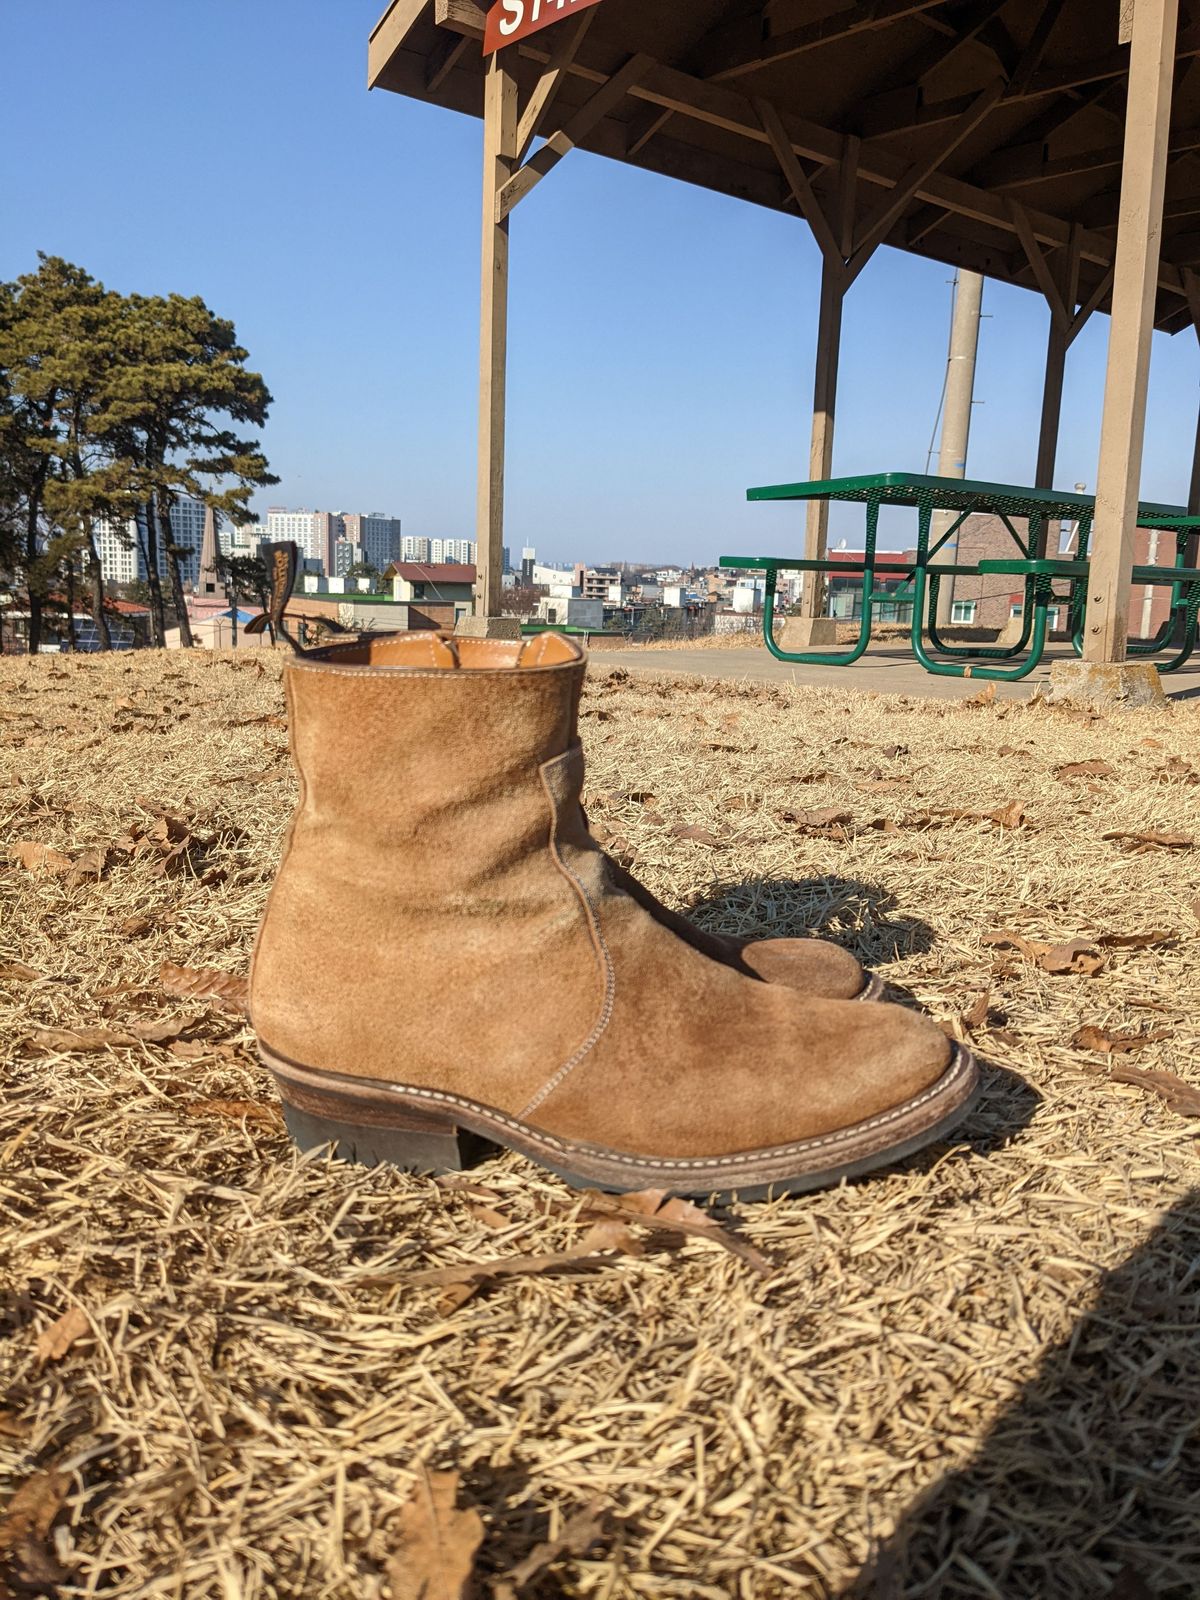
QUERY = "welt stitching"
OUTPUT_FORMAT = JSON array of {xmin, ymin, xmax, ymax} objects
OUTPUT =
[
  {"xmin": 264, "ymin": 1046, "xmax": 973, "ymax": 1170},
  {"xmin": 519, "ymin": 756, "xmax": 616, "ymax": 1119}
]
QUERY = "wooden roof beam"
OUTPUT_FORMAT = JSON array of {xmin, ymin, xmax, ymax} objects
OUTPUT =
[
  {"xmin": 692, "ymin": 0, "xmax": 954, "ymax": 84},
  {"xmin": 497, "ymin": 53, "xmax": 651, "ymax": 219},
  {"xmin": 422, "ymin": 0, "xmax": 1188, "ymax": 302},
  {"xmin": 981, "ymin": 122, "xmax": 1200, "ymax": 189}
]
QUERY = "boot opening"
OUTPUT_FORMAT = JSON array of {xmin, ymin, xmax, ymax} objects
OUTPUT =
[{"xmin": 297, "ymin": 632, "xmax": 584, "ymax": 670}]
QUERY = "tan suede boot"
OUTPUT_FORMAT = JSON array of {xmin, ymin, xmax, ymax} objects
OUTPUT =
[{"xmin": 250, "ymin": 634, "xmax": 978, "ymax": 1197}]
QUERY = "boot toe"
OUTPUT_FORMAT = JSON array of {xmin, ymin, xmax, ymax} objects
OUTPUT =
[{"xmin": 739, "ymin": 936, "xmax": 869, "ymax": 999}]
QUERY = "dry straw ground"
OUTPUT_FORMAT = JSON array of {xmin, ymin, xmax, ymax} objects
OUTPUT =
[{"xmin": 2, "ymin": 649, "xmax": 1199, "ymax": 1600}]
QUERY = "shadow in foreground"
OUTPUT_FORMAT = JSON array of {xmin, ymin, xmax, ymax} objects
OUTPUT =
[
  {"xmin": 685, "ymin": 875, "xmax": 937, "ymax": 966},
  {"xmin": 841, "ymin": 1189, "xmax": 1200, "ymax": 1599}
]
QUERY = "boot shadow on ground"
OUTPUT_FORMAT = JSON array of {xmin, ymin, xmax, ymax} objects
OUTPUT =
[
  {"xmin": 840, "ymin": 1187, "xmax": 1200, "ymax": 1600},
  {"xmin": 686, "ymin": 875, "xmax": 1039, "ymax": 1159},
  {"xmin": 685, "ymin": 876, "xmax": 936, "ymax": 967}
]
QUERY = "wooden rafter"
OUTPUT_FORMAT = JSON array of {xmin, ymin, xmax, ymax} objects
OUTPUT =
[
  {"xmin": 693, "ymin": 0, "xmax": 953, "ymax": 84},
  {"xmin": 847, "ymin": 80, "xmax": 1005, "ymax": 275},
  {"xmin": 514, "ymin": 11, "xmax": 596, "ymax": 164},
  {"xmin": 419, "ymin": 0, "xmax": 1193, "ymax": 309},
  {"xmin": 496, "ymin": 54, "xmax": 651, "ymax": 221},
  {"xmin": 757, "ymin": 97, "xmax": 841, "ymax": 263}
]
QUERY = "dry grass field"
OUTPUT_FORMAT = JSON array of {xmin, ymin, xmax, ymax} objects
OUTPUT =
[{"xmin": 2, "ymin": 648, "xmax": 1199, "ymax": 1599}]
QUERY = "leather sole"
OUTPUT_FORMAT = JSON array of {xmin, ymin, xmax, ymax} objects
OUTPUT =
[{"xmin": 259, "ymin": 1040, "xmax": 980, "ymax": 1200}]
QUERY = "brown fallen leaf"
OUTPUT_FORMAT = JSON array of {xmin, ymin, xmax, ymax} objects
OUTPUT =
[
  {"xmin": 1096, "ymin": 930, "xmax": 1176, "ymax": 949},
  {"xmin": 0, "ymin": 961, "xmax": 42, "ymax": 983},
  {"xmin": 27, "ymin": 1025, "xmax": 137, "ymax": 1053},
  {"xmin": 990, "ymin": 800, "xmax": 1028, "ymax": 829},
  {"xmin": 577, "ymin": 1214, "xmax": 647, "ymax": 1257},
  {"xmin": 508, "ymin": 1499, "xmax": 612, "ymax": 1586},
  {"xmin": 66, "ymin": 845, "xmax": 110, "ymax": 884},
  {"xmin": 185, "ymin": 1099, "xmax": 283, "ymax": 1126},
  {"xmin": 0, "ymin": 1410, "xmax": 30, "ymax": 1440},
  {"xmin": 982, "ymin": 931, "xmax": 1105, "ymax": 976},
  {"xmin": 0, "ymin": 1465, "xmax": 72, "ymax": 1591},
  {"xmin": 10, "ymin": 841, "xmax": 74, "ymax": 875},
  {"xmin": 1055, "ymin": 759, "xmax": 1116, "ymax": 780},
  {"xmin": 1108, "ymin": 1063, "xmax": 1200, "ymax": 1117},
  {"xmin": 1072, "ymin": 1024, "xmax": 1173, "ymax": 1054},
  {"xmin": 961, "ymin": 990, "xmax": 991, "ymax": 1031},
  {"xmin": 670, "ymin": 824, "xmax": 723, "ymax": 846},
  {"xmin": 35, "ymin": 1305, "xmax": 90, "ymax": 1366},
  {"xmin": 780, "ymin": 806, "xmax": 852, "ymax": 832},
  {"xmin": 117, "ymin": 915, "xmax": 153, "ymax": 937},
  {"xmin": 159, "ymin": 962, "xmax": 249, "ymax": 1012},
  {"xmin": 578, "ymin": 1188, "xmax": 772, "ymax": 1275},
  {"xmin": 385, "ymin": 1470, "xmax": 484, "ymax": 1600},
  {"xmin": 964, "ymin": 683, "xmax": 997, "ymax": 707},
  {"xmin": 388, "ymin": 1249, "xmax": 616, "ymax": 1292},
  {"xmin": 1102, "ymin": 830, "xmax": 1194, "ymax": 853},
  {"xmin": 467, "ymin": 1203, "xmax": 512, "ymax": 1231}
]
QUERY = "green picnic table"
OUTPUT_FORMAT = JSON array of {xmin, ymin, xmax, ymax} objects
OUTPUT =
[{"xmin": 722, "ymin": 471, "xmax": 1198, "ymax": 681}]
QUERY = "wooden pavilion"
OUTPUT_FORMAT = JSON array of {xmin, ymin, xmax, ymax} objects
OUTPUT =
[{"xmin": 368, "ymin": 0, "xmax": 1198, "ymax": 679}]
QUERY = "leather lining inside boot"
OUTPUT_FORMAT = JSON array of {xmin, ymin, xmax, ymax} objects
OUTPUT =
[{"xmin": 297, "ymin": 632, "xmax": 584, "ymax": 670}]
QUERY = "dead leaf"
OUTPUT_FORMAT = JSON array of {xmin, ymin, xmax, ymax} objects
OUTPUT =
[
  {"xmin": 577, "ymin": 1189, "xmax": 772, "ymax": 1275},
  {"xmin": 159, "ymin": 962, "xmax": 249, "ymax": 1013},
  {"xmin": 185, "ymin": 1099, "xmax": 283, "ymax": 1126},
  {"xmin": 964, "ymin": 683, "xmax": 997, "ymax": 707},
  {"xmin": 1055, "ymin": 759, "xmax": 1116, "ymax": 780},
  {"xmin": 787, "ymin": 769, "xmax": 829, "ymax": 784},
  {"xmin": 962, "ymin": 991, "xmax": 991, "ymax": 1031},
  {"xmin": 0, "ymin": 1411, "xmax": 30, "ymax": 1440},
  {"xmin": 508, "ymin": 1500, "xmax": 612, "ymax": 1586},
  {"xmin": 1072, "ymin": 1024, "xmax": 1173, "ymax": 1054},
  {"xmin": 467, "ymin": 1203, "xmax": 512, "ymax": 1231},
  {"xmin": 1096, "ymin": 930, "xmax": 1176, "ymax": 949},
  {"xmin": 0, "ymin": 961, "xmax": 42, "ymax": 983},
  {"xmin": 780, "ymin": 806, "xmax": 852, "ymax": 833},
  {"xmin": 577, "ymin": 1215, "xmax": 646, "ymax": 1257},
  {"xmin": 389, "ymin": 1249, "xmax": 616, "ymax": 1292},
  {"xmin": 27, "ymin": 1026, "xmax": 137, "ymax": 1053},
  {"xmin": 66, "ymin": 845, "xmax": 110, "ymax": 884},
  {"xmin": 990, "ymin": 800, "xmax": 1028, "ymax": 829},
  {"xmin": 10, "ymin": 841, "xmax": 74, "ymax": 875},
  {"xmin": 881, "ymin": 744, "xmax": 908, "ymax": 759},
  {"xmin": 35, "ymin": 1305, "xmax": 90, "ymax": 1366},
  {"xmin": 1103, "ymin": 830, "xmax": 1194, "ymax": 853},
  {"xmin": 0, "ymin": 1465, "xmax": 71, "ymax": 1591},
  {"xmin": 982, "ymin": 931, "xmax": 1105, "ymax": 976},
  {"xmin": 117, "ymin": 915, "xmax": 153, "ymax": 937},
  {"xmin": 1108, "ymin": 1063, "xmax": 1200, "ymax": 1117},
  {"xmin": 670, "ymin": 824, "xmax": 723, "ymax": 846},
  {"xmin": 385, "ymin": 1470, "xmax": 484, "ymax": 1600}
]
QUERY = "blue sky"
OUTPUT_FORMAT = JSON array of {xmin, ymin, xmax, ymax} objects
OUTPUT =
[{"xmin": 4, "ymin": 0, "xmax": 1198, "ymax": 564}]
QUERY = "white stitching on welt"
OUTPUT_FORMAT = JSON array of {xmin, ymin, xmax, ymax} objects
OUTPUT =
[
  {"xmin": 266, "ymin": 1046, "xmax": 974, "ymax": 1169},
  {"xmin": 519, "ymin": 757, "xmax": 616, "ymax": 1119}
]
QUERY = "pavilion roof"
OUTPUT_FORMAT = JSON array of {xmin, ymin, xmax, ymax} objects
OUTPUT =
[{"xmin": 369, "ymin": 0, "xmax": 1200, "ymax": 333}]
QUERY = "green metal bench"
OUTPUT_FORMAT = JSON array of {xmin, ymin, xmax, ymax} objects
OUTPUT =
[{"xmin": 724, "ymin": 471, "xmax": 1191, "ymax": 681}]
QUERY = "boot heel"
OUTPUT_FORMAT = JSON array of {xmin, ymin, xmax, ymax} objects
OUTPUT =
[{"xmin": 275, "ymin": 1087, "xmax": 497, "ymax": 1174}]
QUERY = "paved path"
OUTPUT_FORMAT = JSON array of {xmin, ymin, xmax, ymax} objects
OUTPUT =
[{"xmin": 591, "ymin": 642, "xmax": 1200, "ymax": 703}]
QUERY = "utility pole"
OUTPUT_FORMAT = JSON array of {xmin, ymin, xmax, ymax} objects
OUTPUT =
[{"xmin": 930, "ymin": 269, "xmax": 984, "ymax": 626}]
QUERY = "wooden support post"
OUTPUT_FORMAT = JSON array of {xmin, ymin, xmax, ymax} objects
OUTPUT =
[
  {"xmin": 474, "ymin": 51, "xmax": 518, "ymax": 624},
  {"xmin": 799, "ymin": 252, "xmax": 846, "ymax": 623},
  {"xmin": 1035, "ymin": 320, "xmax": 1068, "ymax": 491},
  {"xmin": 1083, "ymin": 0, "xmax": 1179, "ymax": 665}
]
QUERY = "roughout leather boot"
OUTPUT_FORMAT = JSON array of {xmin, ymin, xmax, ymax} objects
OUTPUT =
[{"xmin": 250, "ymin": 634, "xmax": 978, "ymax": 1197}]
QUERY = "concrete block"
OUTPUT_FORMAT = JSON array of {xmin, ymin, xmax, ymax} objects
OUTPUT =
[
  {"xmin": 1047, "ymin": 659, "xmax": 1166, "ymax": 709},
  {"xmin": 777, "ymin": 616, "xmax": 840, "ymax": 650},
  {"xmin": 454, "ymin": 615, "xmax": 523, "ymax": 641}
]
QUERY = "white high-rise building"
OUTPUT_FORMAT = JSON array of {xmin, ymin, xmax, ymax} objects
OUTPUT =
[
  {"xmin": 431, "ymin": 538, "xmax": 476, "ymax": 565},
  {"xmin": 401, "ymin": 535, "xmax": 432, "ymax": 564},
  {"xmin": 265, "ymin": 508, "xmax": 330, "ymax": 569},
  {"xmin": 221, "ymin": 521, "xmax": 266, "ymax": 558},
  {"xmin": 93, "ymin": 496, "xmax": 207, "ymax": 587},
  {"xmin": 94, "ymin": 518, "xmax": 139, "ymax": 585}
]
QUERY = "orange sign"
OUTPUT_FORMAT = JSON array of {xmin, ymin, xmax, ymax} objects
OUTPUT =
[{"xmin": 483, "ymin": 0, "xmax": 606, "ymax": 55}]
